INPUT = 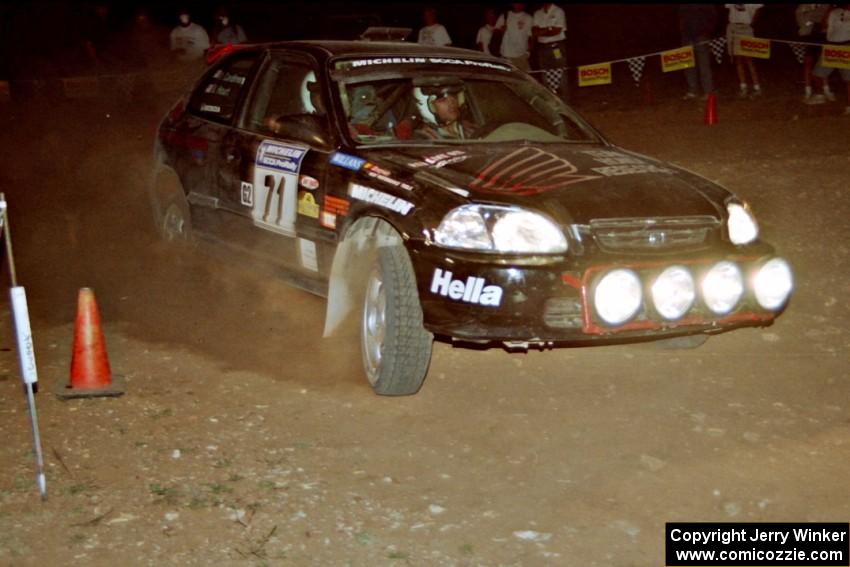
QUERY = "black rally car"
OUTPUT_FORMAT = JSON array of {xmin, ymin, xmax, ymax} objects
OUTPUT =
[{"xmin": 151, "ymin": 41, "xmax": 793, "ymax": 395}]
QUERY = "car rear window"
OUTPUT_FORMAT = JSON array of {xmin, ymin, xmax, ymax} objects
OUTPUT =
[{"xmin": 188, "ymin": 56, "xmax": 258, "ymax": 124}]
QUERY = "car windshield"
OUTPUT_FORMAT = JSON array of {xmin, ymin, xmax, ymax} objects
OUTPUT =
[{"xmin": 333, "ymin": 62, "xmax": 600, "ymax": 146}]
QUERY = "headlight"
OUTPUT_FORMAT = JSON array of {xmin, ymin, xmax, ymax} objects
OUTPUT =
[
  {"xmin": 434, "ymin": 204, "xmax": 567, "ymax": 253},
  {"xmin": 727, "ymin": 202, "xmax": 759, "ymax": 245},
  {"xmin": 594, "ymin": 269, "xmax": 642, "ymax": 325},
  {"xmin": 651, "ymin": 266, "xmax": 696, "ymax": 320},
  {"xmin": 701, "ymin": 261, "xmax": 744, "ymax": 315},
  {"xmin": 753, "ymin": 257, "xmax": 793, "ymax": 310}
]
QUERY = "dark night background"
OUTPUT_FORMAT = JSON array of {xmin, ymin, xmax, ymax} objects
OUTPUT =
[{"xmin": 0, "ymin": 2, "xmax": 801, "ymax": 81}]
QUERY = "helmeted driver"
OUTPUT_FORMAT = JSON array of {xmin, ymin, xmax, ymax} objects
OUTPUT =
[{"xmin": 413, "ymin": 78, "xmax": 475, "ymax": 140}]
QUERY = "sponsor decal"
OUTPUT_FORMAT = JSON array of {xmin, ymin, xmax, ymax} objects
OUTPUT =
[
  {"xmin": 256, "ymin": 141, "xmax": 307, "ymax": 174},
  {"xmin": 430, "ymin": 268, "xmax": 503, "ymax": 307},
  {"xmin": 591, "ymin": 164, "xmax": 676, "ymax": 177},
  {"xmin": 297, "ymin": 191, "xmax": 319, "ymax": 218},
  {"xmin": 329, "ymin": 152, "xmax": 366, "ymax": 171},
  {"xmin": 346, "ymin": 57, "xmax": 511, "ymax": 72},
  {"xmin": 298, "ymin": 238, "xmax": 319, "ymax": 272},
  {"xmin": 470, "ymin": 147, "xmax": 600, "ymax": 196},
  {"xmin": 409, "ymin": 150, "xmax": 468, "ymax": 169},
  {"xmin": 366, "ymin": 171, "xmax": 414, "ymax": 191},
  {"xmin": 660, "ymin": 46, "xmax": 695, "ymax": 72},
  {"xmin": 320, "ymin": 211, "xmax": 337, "ymax": 229},
  {"xmin": 204, "ymin": 84, "xmax": 232, "ymax": 96},
  {"xmin": 222, "ymin": 72, "xmax": 246, "ymax": 85},
  {"xmin": 363, "ymin": 162, "xmax": 392, "ymax": 177},
  {"xmin": 583, "ymin": 150, "xmax": 647, "ymax": 166},
  {"xmin": 734, "ymin": 36, "xmax": 771, "ymax": 59},
  {"xmin": 323, "ymin": 195, "xmax": 350, "ymax": 216},
  {"xmin": 240, "ymin": 181, "xmax": 253, "ymax": 206},
  {"xmin": 578, "ymin": 63, "xmax": 612, "ymax": 87},
  {"xmin": 821, "ymin": 44, "xmax": 850, "ymax": 69},
  {"xmin": 299, "ymin": 175, "xmax": 320, "ymax": 190},
  {"xmin": 349, "ymin": 184, "xmax": 414, "ymax": 215},
  {"xmin": 199, "ymin": 103, "xmax": 221, "ymax": 113}
]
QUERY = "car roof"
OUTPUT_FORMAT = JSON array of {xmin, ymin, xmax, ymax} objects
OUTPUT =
[{"xmin": 226, "ymin": 40, "xmax": 509, "ymax": 66}]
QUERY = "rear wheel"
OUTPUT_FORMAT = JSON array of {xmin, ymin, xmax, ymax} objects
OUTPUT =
[
  {"xmin": 160, "ymin": 197, "xmax": 192, "ymax": 243},
  {"xmin": 360, "ymin": 245, "xmax": 433, "ymax": 395}
]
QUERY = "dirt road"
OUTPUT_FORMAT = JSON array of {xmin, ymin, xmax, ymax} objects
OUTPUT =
[{"xmin": 0, "ymin": 81, "xmax": 848, "ymax": 566}]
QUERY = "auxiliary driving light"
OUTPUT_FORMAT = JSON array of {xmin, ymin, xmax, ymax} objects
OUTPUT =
[
  {"xmin": 594, "ymin": 269, "xmax": 642, "ymax": 325},
  {"xmin": 753, "ymin": 257, "xmax": 793, "ymax": 310},
  {"xmin": 701, "ymin": 261, "xmax": 744, "ymax": 315},
  {"xmin": 651, "ymin": 266, "xmax": 696, "ymax": 320}
]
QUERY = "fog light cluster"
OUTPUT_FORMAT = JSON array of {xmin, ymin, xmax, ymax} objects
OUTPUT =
[
  {"xmin": 701, "ymin": 261, "xmax": 744, "ymax": 315},
  {"xmin": 594, "ymin": 269, "xmax": 642, "ymax": 325},
  {"xmin": 651, "ymin": 266, "xmax": 695, "ymax": 320},
  {"xmin": 753, "ymin": 258, "xmax": 793, "ymax": 310}
]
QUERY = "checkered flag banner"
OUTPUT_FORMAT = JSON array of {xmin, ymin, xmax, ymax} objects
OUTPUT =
[
  {"xmin": 626, "ymin": 56, "xmax": 645, "ymax": 85},
  {"xmin": 789, "ymin": 43, "xmax": 806, "ymax": 64},
  {"xmin": 542, "ymin": 68, "xmax": 564, "ymax": 94},
  {"xmin": 709, "ymin": 37, "xmax": 726, "ymax": 64}
]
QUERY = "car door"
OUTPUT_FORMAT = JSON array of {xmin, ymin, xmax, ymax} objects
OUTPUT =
[
  {"xmin": 181, "ymin": 51, "xmax": 263, "ymax": 234},
  {"xmin": 215, "ymin": 51, "xmax": 336, "ymax": 283}
]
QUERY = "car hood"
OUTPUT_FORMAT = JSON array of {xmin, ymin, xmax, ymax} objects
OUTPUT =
[{"xmin": 369, "ymin": 144, "xmax": 730, "ymax": 224}]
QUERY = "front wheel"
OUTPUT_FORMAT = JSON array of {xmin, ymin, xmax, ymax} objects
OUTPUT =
[{"xmin": 361, "ymin": 245, "xmax": 433, "ymax": 395}]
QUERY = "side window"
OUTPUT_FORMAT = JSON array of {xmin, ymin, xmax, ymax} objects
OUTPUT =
[
  {"xmin": 188, "ymin": 55, "xmax": 258, "ymax": 124},
  {"xmin": 245, "ymin": 59, "xmax": 329, "ymax": 137}
]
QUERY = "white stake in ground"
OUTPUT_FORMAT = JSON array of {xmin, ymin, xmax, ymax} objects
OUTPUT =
[{"xmin": 1, "ymin": 195, "xmax": 47, "ymax": 500}]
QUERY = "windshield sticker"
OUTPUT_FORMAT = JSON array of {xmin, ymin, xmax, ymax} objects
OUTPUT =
[
  {"xmin": 199, "ymin": 104, "xmax": 221, "ymax": 113},
  {"xmin": 346, "ymin": 57, "xmax": 511, "ymax": 72},
  {"xmin": 430, "ymin": 268, "xmax": 503, "ymax": 307},
  {"xmin": 409, "ymin": 150, "xmax": 468, "ymax": 169},
  {"xmin": 297, "ymin": 191, "xmax": 320, "ymax": 218},
  {"xmin": 469, "ymin": 147, "xmax": 600, "ymax": 196},
  {"xmin": 204, "ymin": 84, "xmax": 232, "ymax": 96},
  {"xmin": 330, "ymin": 152, "xmax": 366, "ymax": 171},
  {"xmin": 240, "ymin": 182, "xmax": 253, "ymax": 206},
  {"xmin": 349, "ymin": 184, "xmax": 414, "ymax": 215},
  {"xmin": 592, "ymin": 164, "xmax": 676, "ymax": 177},
  {"xmin": 256, "ymin": 141, "xmax": 307, "ymax": 173}
]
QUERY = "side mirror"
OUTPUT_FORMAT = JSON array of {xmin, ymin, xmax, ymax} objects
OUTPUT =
[{"xmin": 269, "ymin": 114, "xmax": 330, "ymax": 148}]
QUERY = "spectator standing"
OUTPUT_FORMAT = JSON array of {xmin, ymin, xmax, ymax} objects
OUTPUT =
[
  {"xmin": 724, "ymin": 4, "xmax": 763, "ymax": 99},
  {"xmin": 495, "ymin": 3, "xmax": 534, "ymax": 72},
  {"xmin": 796, "ymin": 4, "xmax": 832, "ymax": 101},
  {"xmin": 212, "ymin": 8, "xmax": 247, "ymax": 46},
  {"xmin": 476, "ymin": 9, "xmax": 498, "ymax": 54},
  {"xmin": 679, "ymin": 4, "xmax": 717, "ymax": 100},
  {"xmin": 532, "ymin": 2, "xmax": 568, "ymax": 100},
  {"xmin": 809, "ymin": 4, "xmax": 850, "ymax": 113},
  {"xmin": 418, "ymin": 8, "xmax": 452, "ymax": 47},
  {"xmin": 170, "ymin": 8, "xmax": 210, "ymax": 63}
]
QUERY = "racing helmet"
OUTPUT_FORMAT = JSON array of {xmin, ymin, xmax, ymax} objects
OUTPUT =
[
  {"xmin": 300, "ymin": 70, "xmax": 321, "ymax": 114},
  {"xmin": 412, "ymin": 77, "xmax": 465, "ymax": 125}
]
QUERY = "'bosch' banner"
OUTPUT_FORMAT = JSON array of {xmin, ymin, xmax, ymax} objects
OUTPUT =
[
  {"xmin": 661, "ymin": 46, "xmax": 695, "ymax": 72},
  {"xmin": 820, "ymin": 44, "xmax": 850, "ymax": 70},
  {"xmin": 578, "ymin": 62, "xmax": 612, "ymax": 87},
  {"xmin": 735, "ymin": 37, "xmax": 771, "ymax": 59}
]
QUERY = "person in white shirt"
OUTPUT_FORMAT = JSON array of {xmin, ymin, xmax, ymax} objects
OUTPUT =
[
  {"xmin": 170, "ymin": 8, "xmax": 210, "ymax": 63},
  {"xmin": 532, "ymin": 3, "xmax": 568, "ymax": 100},
  {"xmin": 418, "ymin": 8, "xmax": 452, "ymax": 47},
  {"xmin": 495, "ymin": 3, "xmax": 534, "ymax": 71},
  {"xmin": 476, "ymin": 9, "xmax": 498, "ymax": 54},
  {"xmin": 810, "ymin": 5, "xmax": 850, "ymax": 113},
  {"xmin": 724, "ymin": 4, "xmax": 763, "ymax": 98}
]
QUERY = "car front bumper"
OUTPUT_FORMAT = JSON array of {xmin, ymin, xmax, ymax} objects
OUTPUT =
[{"xmin": 409, "ymin": 241, "xmax": 790, "ymax": 344}]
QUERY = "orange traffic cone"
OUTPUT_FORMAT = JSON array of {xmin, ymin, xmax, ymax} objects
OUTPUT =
[
  {"xmin": 56, "ymin": 288, "xmax": 124, "ymax": 399},
  {"xmin": 704, "ymin": 93, "xmax": 717, "ymax": 125}
]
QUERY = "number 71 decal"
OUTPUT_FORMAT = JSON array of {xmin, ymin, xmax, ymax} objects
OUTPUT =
[{"xmin": 251, "ymin": 141, "xmax": 308, "ymax": 236}]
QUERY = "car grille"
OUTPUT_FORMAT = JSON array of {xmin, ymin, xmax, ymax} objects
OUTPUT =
[{"xmin": 589, "ymin": 216, "xmax": 720, "ymax": 253}]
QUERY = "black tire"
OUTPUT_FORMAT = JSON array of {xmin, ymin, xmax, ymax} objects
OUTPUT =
[
  {"xmin": 654, "ymin": 333, "xmax": 710, "ymax": 349},
  {"xmin": 360, "ymin": 245, "xmax": 433, "ymax": 395}
]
